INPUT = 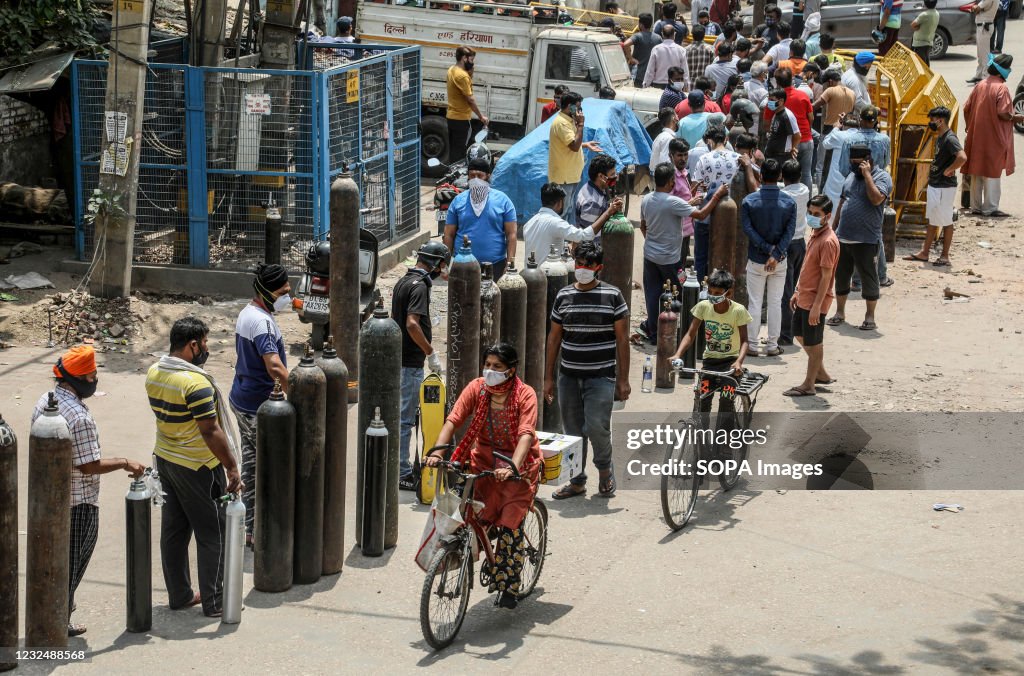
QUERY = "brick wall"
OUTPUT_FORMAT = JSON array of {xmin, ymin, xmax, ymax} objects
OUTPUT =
[{"xmin": 0, "ymin": 95, "xmax": 53, "ymax": 187}]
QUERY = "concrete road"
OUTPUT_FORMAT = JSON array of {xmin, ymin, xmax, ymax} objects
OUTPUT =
[{"xmin": 2, "ymin": 31, "xmax": 1024, "ymax": 676}]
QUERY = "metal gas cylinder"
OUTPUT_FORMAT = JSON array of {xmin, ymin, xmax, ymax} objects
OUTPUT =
[
  {"xmin": 289, "ymin": 345, "xmax": 327, "ymax": 585},
  {"xmin": 254, "ymin": 379, "xmax": 296, "ymax": 592},
  {"xmin": 316, "ymin": 337, "xmax": 349, "ymax": 575}
]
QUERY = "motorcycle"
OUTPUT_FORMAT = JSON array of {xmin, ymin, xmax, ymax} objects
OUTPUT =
[
  {"xmin": 293, "ymin": 228, "xmax": 381, "ymax": 350},
  {"xmin": 428, "ymin": 129, "xmax": 495, "ymax": 236}
]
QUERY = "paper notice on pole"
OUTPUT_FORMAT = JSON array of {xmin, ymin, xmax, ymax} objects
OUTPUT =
[
  {"xmin": 100, "ymin": 139, "xmax": 132, "ymax": 176},
  {"xmin": 401, "ymin": 70, "xmax": 410, "ymax": 93},
  {"xmin": 346, "ymin": 72, "xmax": 360, "ymax": 103},
  {"xmin": 105, "ymin": 111, "xmax": 128, "ymax": 143},
  {"xmin": 244, "ymin": 93, "xmax": 271, "ymax": 115},
  {"xmin": 100, "ymin": 147, "xmax": 115, "ymax": 174}
]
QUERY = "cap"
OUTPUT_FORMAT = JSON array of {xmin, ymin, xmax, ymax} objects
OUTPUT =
[
  {"xmin": 687, "ymin": 91, "xmax": 705, "ymax": 108},
  {"xmin": 854, "ymin": 51, "xmax": 875, "ymax": 67}
]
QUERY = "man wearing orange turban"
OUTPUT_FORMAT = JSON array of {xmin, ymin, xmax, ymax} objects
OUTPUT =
[{"xmin": 32, "ymin": 345, "xmax": 145, "ymax": 637}]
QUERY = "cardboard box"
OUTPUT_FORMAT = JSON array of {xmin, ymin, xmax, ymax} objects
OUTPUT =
[{"xmin": 536, "ymin": 431, "xmax": 583, "ymax": 484}]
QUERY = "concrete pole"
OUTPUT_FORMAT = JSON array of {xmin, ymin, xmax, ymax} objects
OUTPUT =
[
  {"xmin": 88, "ymin": 0, "xmax": 153, "ymax": 299},
  {"xmin": 201, "ymin": 0, "xmax": 228, "ymax": 68}
]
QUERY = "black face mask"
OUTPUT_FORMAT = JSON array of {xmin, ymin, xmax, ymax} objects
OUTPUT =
[
  {"xmin": 191, "ymin": 344, "xmax": 210, "ymax": 367},
  {"xmin": 927, "ymin": 122, "xmax": 939, "ymax": 131},
  {"xmin": 465, "ymin": 60, "xmax": 474, "ymax": 71},
  {"xmin": 58, "ymin": 363, "xmax": 97, "ymax": 399}
]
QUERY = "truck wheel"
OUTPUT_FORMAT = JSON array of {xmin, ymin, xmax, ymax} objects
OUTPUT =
[{"xmin": 421, "ymin": 116, "xmax": 449, "ymax": 178}]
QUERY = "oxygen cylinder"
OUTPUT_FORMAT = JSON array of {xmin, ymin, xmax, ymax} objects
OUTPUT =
[
  {"xmin": 709, "ymin": 195, "xmax": 738, "ymax": 279},
  {"xmin": 520, "ymin": 253, "xmax": 547, "ymax": 424},
  {"xmin": 479, "ymin": 263, "xmax": 502, "ymax": 366},
  {"xmin": 221, "ymin": 494, "xmax": 245, "ymax": 624},
  {"xmin": 695, "ymin": 277, "xmax": 709, "ymax": 361},
  {"xmin": 541, "ymin": 244, "xmax": 569, "ymax": 433},
  {"xmin": 255, "ymin": 379, "xmax": 296, "ymax": 592},
  {"xmin": 681, "ymin": 270, "xmax": 701, "ymax": 378},
  {"xmin": 329, "ymin": 171, "xmax": 361, "ymax": 403},
  {"xmin": 361, "ymin": 408, "xmax": 388, "ymax": 557},
  {"xmin": 125, "ymin": 474, "xmax": 152, "ymax": 633},
  {"xmin": 26, "ymin": 392, "xmax": 71, "ymax": 648},
  {"xmin": 731, "ymin": 170, "xmax": 752, "ymax": 306},
  {"xmin": 0, "ymin": 413, "xmax": 16, "ymax": 671},
  {"xmin": 601, "ymin": 212, "xmax": 635, "ymax": 315},
  {"xmin": 289, "ymin": 345, "xmax": 327, "ymax": 585},
  {"xmin": 882, "ymin": 207, "xmax": 897, "ymax": 263},
  {"xmin": 316, "ymin": 336, "xmax": 349, "ymax": 575},
  {"xmin": 497, "ymin": 262, "xmax": 527, "ymax": 369},
  {"xmin": 656, "ymin": 301, "xmax": 678, "ymax": 390},
  {"xmin": 356, "ymin": 300, "xmax": 401, "ymax": 549},
  {"xmin": 446, "ymin": 236, "xmax": 481, "ymax": 415},
  {"xmin": 264, "ymin": 197, "xmax": 282, "ymax": 266}
]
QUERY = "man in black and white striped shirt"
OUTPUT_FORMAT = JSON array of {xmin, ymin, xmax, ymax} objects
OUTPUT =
[{"xmin": 544, "ymin": 241, "xmax": 631, "ymax": 500}]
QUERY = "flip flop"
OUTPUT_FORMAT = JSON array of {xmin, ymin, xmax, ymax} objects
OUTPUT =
[
  {"xmin": 598, "ymin": 474, "xmax": 616, "ymax": 497},
  {"xmin": 858, "ymin": 321, "xmax": 877, "ymax": 331},
  {"xmin": 903, "ymin": 254, "xmax": 928, "ymax": 262},
  {"xmin": 815, "ymin": 378, "xmax": 837, "ymax": 384},
  {"xmin": 826, "ymin": 316, "xmax": 845, "ymax": 326},
  {"xmin": 67, "ymin": 623, "xmax": 87, "ymax": 637},
  {"xmin": 987, "ymin": 210, "xmax": 1011, "ymax": 218},
  {"xmin": 552, "ymin": 483, "xmax": 586, "ymax": 500},
  {"xmin": 783, "ymin": 387, "xmax": 816, "ymax": 397},
  {"xmin": 932, "ymin": 259, "xmax": 951, "ymax": 267},
  {"xmin": 629, "ymin": 333, "xmax": 648, "ymax": 346}
]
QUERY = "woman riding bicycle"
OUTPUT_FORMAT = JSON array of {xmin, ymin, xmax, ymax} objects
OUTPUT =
[{"xmin": 425, "ymin": 342, "xmax": 543, "ymax": 609}]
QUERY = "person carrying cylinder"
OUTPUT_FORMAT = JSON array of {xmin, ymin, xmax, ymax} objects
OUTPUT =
[
  {"xmin": 146, "ymin": 317, "xmax": 243, "ymax": 618},
  {"xmin": 31, "ymin": 345, "xmax": 145, "ymax": 637},
  {"xmin": 229, "ymin": 263, "xmax": 290, "ymax": 545},
  {"xmin": 392, "ymin": 241, "xmax": 450, "ymax": 491},
  {"xmin": 425, "ymin": 343, "xmax": 543, "ymax": 610}
]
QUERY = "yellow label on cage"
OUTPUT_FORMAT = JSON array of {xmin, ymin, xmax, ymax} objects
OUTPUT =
[
  {"xmin": 346, "ymin": 72, "xmax": 360, "ymax": 104},
  {"xmin": 118, "ymin": 0, "xmax": 143, "ymax": 14}
]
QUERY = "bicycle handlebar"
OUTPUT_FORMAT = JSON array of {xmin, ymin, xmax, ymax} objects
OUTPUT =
[{"xmin": 426, "ymin": 445, "xmax": 521, "ymax": 480}]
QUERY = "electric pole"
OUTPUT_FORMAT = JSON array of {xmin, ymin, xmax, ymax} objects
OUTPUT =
[{"xmin": 89, "ymin": 0, "xmax": 153, "ymax": 299}]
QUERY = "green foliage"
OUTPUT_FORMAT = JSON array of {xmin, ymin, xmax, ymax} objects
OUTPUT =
[
  {"xmin": 0, "ymin": 0, "xmax": 100, "ymax": 65},
  {"xmin": 84, "ymin": 187, "xmax": 125, "ymax": 226}
]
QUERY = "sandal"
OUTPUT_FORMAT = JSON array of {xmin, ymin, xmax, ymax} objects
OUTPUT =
[
  {"xmin": 815, "ymin": 378, "xmax": 837, "ymax": 385},
  {"xmin": 598, "ymin": 474, "xmax": 616, "ymax": 497},
  {"xmin": 67, "ymin": 623, "xmax": 87, "ymax": 637},
  {"xmin": 552, "ymin": 483, "xmax": 586, "ymax": 500},
  {"xmin": 629, "ymin": 332, "xmax": 650, "ymax": 346},
  {"xmin": 826, "ymin": 315, "xmax": 845, "ymax": 326},
  {"xmin": 858, "ymin": 321, "xmax": 877, "ymax": 331},
  {"xmin": 783, "ymin": 387, "xmax": 816, "ymax": 397},
  {"xmin": 171, "ymin": 592, "xmax": 202, "ymax": 610},
  {"xmin": 932, "ymin": 259, "xmax": 951, "ymax": 267},
  {"xmin": 987, "ymin": 210, "xmax": 1011, "ymax": 218},
  {"xmin": 903, "ymin": 253, "xmax": 928, "ymax": 262}
]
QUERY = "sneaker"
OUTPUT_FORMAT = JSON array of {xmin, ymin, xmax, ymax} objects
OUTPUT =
[{"xmin": 398, "ymin": 474, "xmax": 417, "ymax": 491}]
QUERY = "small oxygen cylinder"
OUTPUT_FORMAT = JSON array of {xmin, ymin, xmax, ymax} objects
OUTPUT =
[
  {"xmin": 125, "ymin": 471, "xmax": 153, "ymax": 633},
  {"xmin": 221, "ymin": 493, "xmax": 245, "ymax": 624},
  {"xmin": 361, "ymin": 408, "xmax": 388, "ymax": 557}
]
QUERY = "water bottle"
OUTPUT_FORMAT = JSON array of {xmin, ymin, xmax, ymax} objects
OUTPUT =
[{"xmin": 641, "ymin": 356, "xmax": 653, "ymax": 393}]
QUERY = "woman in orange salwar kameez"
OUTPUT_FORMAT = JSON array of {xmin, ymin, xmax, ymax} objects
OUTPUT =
[{"xmin": 426, "ymin": 343, "xmax": 542, "ymax": 608}]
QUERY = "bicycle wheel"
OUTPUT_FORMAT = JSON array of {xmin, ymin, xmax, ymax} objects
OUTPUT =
[
  {"xmin": 517, "ymin": 499, "xmax": 548, "ymax": 599},
  {"xmin": 420, "ymin": 543, "xmax": 472, "ymax": 650},
  {"xmin": 718, "ymin": 394, "xmax": 753, "ymax": 491},
  {"xmin": 660, "ymin": 422, "xmax": 700, "ymax": 531}
]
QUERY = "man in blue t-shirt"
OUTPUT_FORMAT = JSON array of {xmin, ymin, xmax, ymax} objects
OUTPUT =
[
  {"xmin": 229, "ymin": 263, "xmax": 290, "ymax": 541},
  {"xmin": 443, "ymin": 158, "xmax": 517, "ymax": 280}
]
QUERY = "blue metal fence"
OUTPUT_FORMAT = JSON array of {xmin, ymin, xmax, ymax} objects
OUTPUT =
[{"xmin": 72, "ymin": 44, "xmax": 421, "ymax": 271}]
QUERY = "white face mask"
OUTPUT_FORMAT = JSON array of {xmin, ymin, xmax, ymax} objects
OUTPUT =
[
  {"xmin": 574, "ymin": 268, "xmax": 597, "ymax": 284},
  {"xmin": 670, "ymin": 81, "xmax": 685, "ymax": 91},
  {"xmin": 482, "ymin": 368, "xmax": 510, "ymax": 387},
  {"xmin": 273, "ymin": 293, "xmax": 292, "ymax": 313}
]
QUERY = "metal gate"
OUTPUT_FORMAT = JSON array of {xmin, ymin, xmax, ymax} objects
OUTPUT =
[{"xmin": 72, "ymin": 44, "xmax": 421, "ymax": 271}]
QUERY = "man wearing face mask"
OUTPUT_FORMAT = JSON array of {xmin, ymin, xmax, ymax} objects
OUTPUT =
[
  {"xmin": 32, "ymin": 346, "xmax": 146, "ymax": 637},
  {"xmin": 229, "ymin": 262, "xmax": 290, "ymax": 541},
  {"xmin": 659, "ymin": 68, "xmax": 690, "ymax": 110},
  {"xmin": 444, "ymin": 158, "xmax": 517, "ymax": 279},
  {"xmin": 548, "ymin": 92, "xmax": 604, "ymax": 225},
  {"xmin": 147, "ymin": 317, "xmax": 243, "ymax": 618},
  {"xmin": 393, "ymin": 241, "xmax": 450, "ymax": 490},
  {"xmin": 446, "ymin": 46, "xmax": 488, "ymax": 164}
]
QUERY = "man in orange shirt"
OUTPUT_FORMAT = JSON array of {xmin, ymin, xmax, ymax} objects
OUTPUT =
[
  {"xmin": 777, "ymin": 39, "xmax": 808, "ymax": 79},
  {"xmin": 784, "ymin": 194, "xmax": 839, "ymax": 397},
  {"xmin": 446, "ymin": 46, "xmax": 489, "ymax": 163}
]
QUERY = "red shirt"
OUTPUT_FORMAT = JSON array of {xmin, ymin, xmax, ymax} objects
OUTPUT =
[
  {"xmin": 674, "ymin": 96, "xmax": 723, "ymax": 119},
  {"xmin": 762, "ymin": 86, "xmax": 812, "ymax": 140},
  {"xmin": 541, "ymin": 102, "xmax": 558, "ymax": 123}
]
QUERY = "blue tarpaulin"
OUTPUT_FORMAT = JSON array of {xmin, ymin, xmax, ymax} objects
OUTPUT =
[{"xmin": 491, "ymin": 99, "xmax": 652, "ymax": 224}]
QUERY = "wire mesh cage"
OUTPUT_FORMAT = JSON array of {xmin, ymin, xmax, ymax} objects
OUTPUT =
[{"xmin": 72, "ymin": 44, "xmax": 421, "ymax": 271}]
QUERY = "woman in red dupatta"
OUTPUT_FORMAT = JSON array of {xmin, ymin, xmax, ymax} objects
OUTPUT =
[{"xmin": 426, "ymin": 343, "xmax": 542, "ymax": 608}]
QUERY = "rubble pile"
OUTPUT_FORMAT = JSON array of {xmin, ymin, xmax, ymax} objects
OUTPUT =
[{"xmin": 43, "ymin": 291, "xmax": 145, "ymax": 348}]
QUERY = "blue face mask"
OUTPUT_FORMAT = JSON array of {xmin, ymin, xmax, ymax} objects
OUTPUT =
[
  {"xmin": 806, "ymin": 215, "xmax": 824, "ymax": 230},
  {"xmin": 989, "ymin": 54, "xmax": 1012, "ymax": 79},
  {"xmin": 766, "ymin": 100, "xmax": 779, "ymax": 111}
]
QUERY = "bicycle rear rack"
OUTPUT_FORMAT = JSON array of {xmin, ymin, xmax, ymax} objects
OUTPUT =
[{"xmin": 736, "ymin": 371, "xmax": 769, "ymax": 397}]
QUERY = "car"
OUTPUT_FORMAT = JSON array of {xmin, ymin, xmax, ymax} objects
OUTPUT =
[{"xmin": 741, "ymin": 0, "xmax": 976, "ymax": 60}]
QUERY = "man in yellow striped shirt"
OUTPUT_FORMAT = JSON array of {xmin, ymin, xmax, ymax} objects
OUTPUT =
[{"xmin": 145, "ymin": 316, "xmax": 242, "ymax": 618}]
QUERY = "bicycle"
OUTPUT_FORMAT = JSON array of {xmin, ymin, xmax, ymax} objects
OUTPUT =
[
  {"xmin": 419, "ymin": 445, "xmax": 549, "ymax": 651},
  {"xmin": 660, "ymin": 364, "xmax": 769, "ymax": 532}
]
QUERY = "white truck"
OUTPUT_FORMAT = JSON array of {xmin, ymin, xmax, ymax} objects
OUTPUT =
[{"xmin": 356, "ymin": 0, "xmax": 663, "ymax": 165}]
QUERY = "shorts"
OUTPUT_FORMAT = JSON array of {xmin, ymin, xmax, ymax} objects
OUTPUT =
[
  {"xmin": 835, "ymin": 241, "xmax": 881, "ymax": 301},
  {"xmin": 792, "ymin": 306, "xmax": 826, "ymax": 346},
  {"xmin": 926, "ymin": 185, "xmax": 956, "ymax": 228}
]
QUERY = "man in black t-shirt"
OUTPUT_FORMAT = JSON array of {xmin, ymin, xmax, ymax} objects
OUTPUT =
[
  {"xmin": 905, "ymin": 106, "xmax": 966, "ymax": 267},
  {"xmin": 544, "ymin": 241, "xmax": 631, "ymax": 500},
  {"xmin": 764, "ymin": 88, "xmax": 802, "ymax": 166},
  {"xmin": 391, "ymin": 241, "xmax": 449, "ymax": 489}
]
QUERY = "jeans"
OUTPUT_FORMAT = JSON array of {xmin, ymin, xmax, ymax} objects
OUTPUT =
[
  {"xmin": 913, "ymin": 44, "xmax": 931, "ymax": 66},
  {"xmin": 556, "ymin": 182, "xmax": 580, "ymax": 226},
  {"xmin": 797, "ymin": 140, "xmax": 814, "ymax": 195},
  {"xmin": 992, "ymin": 8, "xmax": 1007, "ymax": 52},
  {"xmin": 779, "ymin": 238, "xmax": 806, "ymax": 343},
  {"xmin": 694, "ymin": 220, "xmax": 710, "ymax": 283},
  {"xmin": 557, "ymin": 373, "xmax": 616, "ymax": 487},
  {"xmin": 746, "ymin": 258, "xmax": 788, "ymax": 352},
  {"xmin": 447, "ymin": 118, "xmax": 472, "ymax": 164},
  {"xmin": 399, "ymin": 366, "xmax": 423, "ymax": 478},
  {"xmin": 641, "ymin": 257, "xmax": 682, "ymax": 339}
]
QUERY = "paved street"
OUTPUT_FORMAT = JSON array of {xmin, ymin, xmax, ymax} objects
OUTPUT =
[{"xmin": 2, "ymin": 29, "xmax": 1024, "ymax": 676}]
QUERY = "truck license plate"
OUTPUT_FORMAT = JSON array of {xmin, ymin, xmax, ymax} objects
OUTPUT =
[{"xmin": 304, "ymin": 295, "xmax": 329, "ymax": 314}]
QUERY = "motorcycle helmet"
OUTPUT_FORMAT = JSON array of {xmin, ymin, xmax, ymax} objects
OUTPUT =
[
  {"xmin": 305, "ymin": 240, "xmax": 331, "ymax": 275},
  {"xmin": 729, "ymin": 98, "xmax": 759, "ymax": 132},
  {"xmin": 433, "ymin": 185, "xmax": 461, "ymax": 208},
  {"xmin": 465, "ymin": 142, "xmax": 493, "ymax": 171},
  {"xmin": 417, "ymin": 240, "xmax": 451, "ymax": 273}
]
